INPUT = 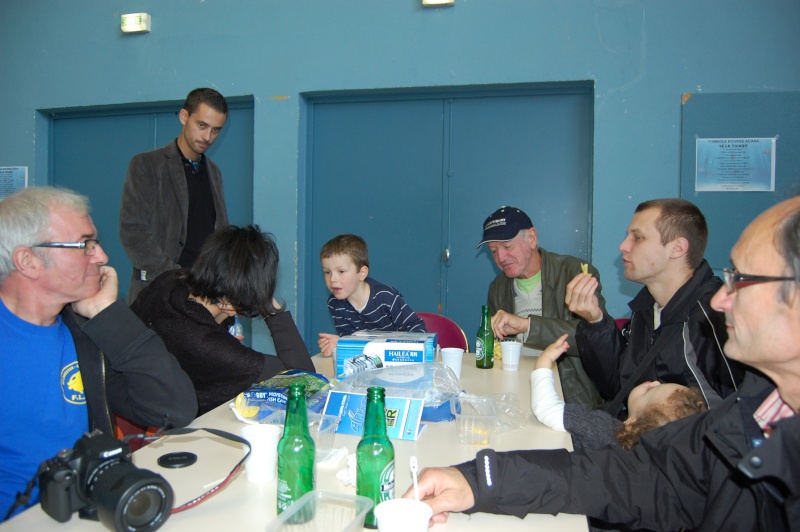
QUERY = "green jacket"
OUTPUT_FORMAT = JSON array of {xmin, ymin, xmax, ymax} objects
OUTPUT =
[{"xmin": 488, "ymin": 247, "xmax": 606, "ymax": 410}]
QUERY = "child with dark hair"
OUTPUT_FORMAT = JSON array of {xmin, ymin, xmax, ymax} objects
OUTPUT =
[
  {"xmin": 317, "ymin": 233, "xmax": 425, "ymax": 357},
  {"xmin": 532, "ymin": 334, "xmax": 707, "ymax": 450},
  {"xmin": 131, "ymin": 225, "xmax": 315, "ymax": 416}
]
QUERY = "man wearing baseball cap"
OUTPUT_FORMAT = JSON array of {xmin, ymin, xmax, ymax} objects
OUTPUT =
[{"xmin": 478, "ymin": 206, "xmax": 606, "ymax": 410}]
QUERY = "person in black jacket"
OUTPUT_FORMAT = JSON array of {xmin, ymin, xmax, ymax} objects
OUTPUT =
[
  {"xmin": 405, "ymin": 196, "xmax": 800, "ymax": 531},
  {"xmin": 0, "ymin": 186, "xmax": 197, "ymax": 520},
  {"xmin": 131, "ymin": 224, "xmax": 315, "ymax": 416},
  {"xmin": 566, "ymin": 198, "xmax": 743, "ymax": 415},
  {"xmin": 120, "ymin": 88, "xmax": 229, "ymax": 304}
]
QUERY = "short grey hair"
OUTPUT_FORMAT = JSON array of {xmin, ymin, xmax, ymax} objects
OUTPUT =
[
  {"xmin": 777, "ymin": 202, "xmax": 800, "ymax": 304},
  {"xmin": 0, "ymin": 186, "xmax": 90, "ymax": 281}
]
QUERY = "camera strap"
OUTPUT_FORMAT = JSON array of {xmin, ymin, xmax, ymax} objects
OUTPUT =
[
  {"xmin": 129, "ymin": 426, "xmax": 252, "ymax": 514},
  {"xmin": 3, "ymin": 461, "xmax": 50, "ymax": 522}
]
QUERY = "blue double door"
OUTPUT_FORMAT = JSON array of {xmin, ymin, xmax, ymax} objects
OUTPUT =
[{"xmin": 305, "ymin": 85, "xmax": 594, "ymax": 349}]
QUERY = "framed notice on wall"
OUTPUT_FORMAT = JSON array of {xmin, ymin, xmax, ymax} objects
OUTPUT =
[
  {"xmin": 695, "ymin": 137, "xmax": 776, "ymax": 192},
  {"xmin": 0, "ymin": 166, "xmax": 28, "ymax": 199},
  {"xmin": 681, "ymin": 92, "xmax": 800, "ymax": 275}
]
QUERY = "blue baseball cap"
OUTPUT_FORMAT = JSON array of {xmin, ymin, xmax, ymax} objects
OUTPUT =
[{"xmin": 476, "ymin": 206, "xmax": 533, "ymax": 248}]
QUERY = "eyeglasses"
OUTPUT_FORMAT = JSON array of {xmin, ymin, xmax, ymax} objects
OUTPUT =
[
  {"xmin": 722, "ymin": 268, "xmax": 795, "ymax": 294},
  {"xmin": 33, "ymin": 239, "xmax": 101, "ymax": 256}
]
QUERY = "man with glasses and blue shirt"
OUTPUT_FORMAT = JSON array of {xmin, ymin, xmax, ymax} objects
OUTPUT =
[
  {"xmin": 0, "ymin": 186, "xmax": 197, "ymax": 521},
  {"xmin": 565, "ymin": 198, "xmax": 744, "ymax": 418},
  {"xmin": 406, "ymin": 196, "xmax": 799, "ymax": 530}
]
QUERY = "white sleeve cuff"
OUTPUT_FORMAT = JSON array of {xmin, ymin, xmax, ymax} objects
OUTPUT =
[{"xmin": 530, "ymin": 368, "xmax": 565, "ymax": 431}]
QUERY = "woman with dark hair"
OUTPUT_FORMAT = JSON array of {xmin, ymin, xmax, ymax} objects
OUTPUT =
[{"xmin": 131, "ymin": 225, "xmax": 315, "ymax": 416}]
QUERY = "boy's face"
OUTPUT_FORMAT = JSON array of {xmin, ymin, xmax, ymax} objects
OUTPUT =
[{"xmin": 321, "ymin": 254, "xmax": 368, "ymax": 301}]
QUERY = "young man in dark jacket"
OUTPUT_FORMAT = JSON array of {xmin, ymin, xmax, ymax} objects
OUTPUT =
[
  {"xmin": 405, "ymin": 196, "xmax": 800, "ymax": 531},
  {"xmin": 566, "ymin": 198, "xmax": 743, "ymax": 415},
  {"xmin": 0, "ymin": 187, "xmax": 197, "ymax": 519},
  {"xmin": 120, "ymin": 88, "xmax": 229, "ymax": 304}
]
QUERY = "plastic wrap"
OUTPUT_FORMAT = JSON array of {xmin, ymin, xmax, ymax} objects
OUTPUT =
[
  {"xmin": 334, "ymin": 362, "xmax": 460, "ymax": 422},
  {"xmin": 335, "ymin": 362, "xmax": 459, "ymax": 405}
]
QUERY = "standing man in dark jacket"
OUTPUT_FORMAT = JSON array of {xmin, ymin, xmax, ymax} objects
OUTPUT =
[
  {"xmin": 0, "ymin": 187, "xmax": 196, "ymax": 520},
  {"xmin": 479, "ymin": 206, "xmax": 606, "ymax": 410},
  {"xmin": 405, "ymin": 196, "xmax": 800, "ymax": 531},
  {"xmin": 566, "ymin": 198, "xmax": 742, "ymax": 415},
  {"xmin": 120, "ymin": 87, "xmax": 229, "ymax": 304}
]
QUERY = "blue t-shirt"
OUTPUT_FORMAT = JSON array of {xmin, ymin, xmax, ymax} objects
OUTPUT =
[{"xmin": 0, "ymin": 298, "xmax": 88, "ymax": 519}]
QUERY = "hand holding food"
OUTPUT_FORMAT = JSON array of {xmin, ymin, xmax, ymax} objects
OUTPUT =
[{"xmin": 565, "ymin": 273, "xmax": 604, "ymax": 324}]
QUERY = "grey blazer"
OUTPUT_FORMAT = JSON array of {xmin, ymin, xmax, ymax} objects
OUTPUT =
[{"xmin": 119, "ymin": 140, "xmax": 228, "ymax": 303}]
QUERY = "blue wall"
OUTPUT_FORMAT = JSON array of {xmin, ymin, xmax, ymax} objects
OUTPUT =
[{"xmin": 2, "ymin": 1, "xmax": 799, "ymax": 350}]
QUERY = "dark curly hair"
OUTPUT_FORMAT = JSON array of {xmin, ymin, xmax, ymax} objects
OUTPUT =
[
  {"xmin": 615, "ymin": 386, "xmax": 707, "ymax": 450},
  {"xmin": 182, "ymin": 225, "xmax": 281, "ymax": 318}
]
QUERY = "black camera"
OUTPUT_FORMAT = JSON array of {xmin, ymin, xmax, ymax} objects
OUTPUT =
[{"xmin": 38, "ymin": 430, "xmax": 173, "ymax": 532}]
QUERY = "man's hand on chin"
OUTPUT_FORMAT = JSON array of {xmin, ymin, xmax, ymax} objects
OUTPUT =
[{"xmin": 72, "ymin": 265, "xmax": 119, "ymax": 319}]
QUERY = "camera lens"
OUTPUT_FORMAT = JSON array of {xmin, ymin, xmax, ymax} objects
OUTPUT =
[
  {"xmin": 124, "ymin": 485, "xmax": 167, "ymax": 528},
  {"xmin": 90, "ymin": 462, "xmax": 173, "ymax": 532}
]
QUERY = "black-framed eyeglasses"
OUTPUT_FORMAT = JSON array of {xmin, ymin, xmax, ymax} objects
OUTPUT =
[
  {"xmin": 33, "ymin": 239, "xmax": 101, "ymax": 256},
  {"xmin": 722, "ymin": 268, "xmax": 795, "ymax": 294}
]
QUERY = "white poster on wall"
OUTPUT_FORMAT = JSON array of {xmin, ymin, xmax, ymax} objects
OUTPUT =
[
  {"xmin": 695, "ymin": 137, "xmax": 776, "ymax": 192},
  {"xmin": 0, "ymin": 166, "xmax": 28, "ymax": 199}
]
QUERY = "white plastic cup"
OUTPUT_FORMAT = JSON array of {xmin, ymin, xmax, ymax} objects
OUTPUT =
[
  {"xmin": 375, "ymin": 499, "xmax": 433, "ymax": 532},
  {"xmin": 440, "ymin": 348, "xmax": 464, "ymax": 380},
  {"xmin": 500, "ymin": 340, "xmax": 522, "ymax": 371},
  {"xmin": 240, "ymin": 424, "xmax": 282, "ymax": 483}
]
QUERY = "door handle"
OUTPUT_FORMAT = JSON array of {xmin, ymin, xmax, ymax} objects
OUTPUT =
[{"xmin": 444, "ymin": 247, "xmax": 451, "ymax": 266}]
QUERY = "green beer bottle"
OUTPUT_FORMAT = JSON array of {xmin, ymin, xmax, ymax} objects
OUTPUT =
[
  {"xmin": 476, "ymin": 305, "xmax": 494, "ymax": 369},
  {"xmin": 277, "ymin": 383, "xmax": 315, "ymax": 520},
  {"xmin": 357, "ymin": 386, "xmax": 395, "ymax": 529}
]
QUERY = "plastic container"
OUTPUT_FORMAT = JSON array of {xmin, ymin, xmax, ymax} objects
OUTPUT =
[
  {"xmin": 450, "ymin": 394, "xmax": 498, "ymax": 446},
  {"xmin": 265, "ymin": 490, "xmax": 373, "ymax": 532},
  {"xmin": 263, "ymin": 411, "xmax": 340, "ymax": 459}
]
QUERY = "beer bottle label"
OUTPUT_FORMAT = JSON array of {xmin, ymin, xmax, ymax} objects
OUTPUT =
[
  {"xmin": 276, "ymin": 477, "xmax": 292, "ymax": 513},
  {"xmin": 379, "ymin": 461, "xmax": 396, "ymax": 502},
  {"xmin": 476, "ymin": 338, "xmax": 485, "ymax": 361}
]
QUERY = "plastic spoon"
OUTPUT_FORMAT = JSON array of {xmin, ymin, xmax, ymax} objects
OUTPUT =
[{"xmin": 410, "ymin": 456, "xmax": 420, "ymax": 501}]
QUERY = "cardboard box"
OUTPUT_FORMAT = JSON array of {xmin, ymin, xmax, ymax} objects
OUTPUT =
[
  {"xmin": 323, "ymin": 390, "xmax": 426, "ymax": 441},
  {"xmin": 334, "ymin": 331, "xmax": 438, "ymax": 378}
]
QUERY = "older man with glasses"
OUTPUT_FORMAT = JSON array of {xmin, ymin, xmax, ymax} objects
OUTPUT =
[
  {"xmin": 405, "ymin": 196, "xmax": 800, "ymax": 531},
  {"xmin": 0, "ymin": 186, "xmax": 197, "ymax": 521}
]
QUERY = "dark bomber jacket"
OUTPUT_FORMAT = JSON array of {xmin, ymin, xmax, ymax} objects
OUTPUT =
[
  {"xmin": 576, "ymin": 260, "xmax": 743, "ymax": 412},
  {"xmin": 455, "ymin": 371, "xmax": 799, "ymax": 531}
]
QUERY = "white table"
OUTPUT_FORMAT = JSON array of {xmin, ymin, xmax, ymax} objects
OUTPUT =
[{"xmin": 2, "ymin": 355, "xmax": 587, "ymax": 531}]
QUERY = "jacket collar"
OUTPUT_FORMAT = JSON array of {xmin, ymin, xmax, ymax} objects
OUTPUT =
[
  {"xmin": 738, "ymin": 414, "xmax": 800, "ymax": 495},
  {"xmin": 627, "ymin": 259, "xmax": 720, "ymax": 324}
]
